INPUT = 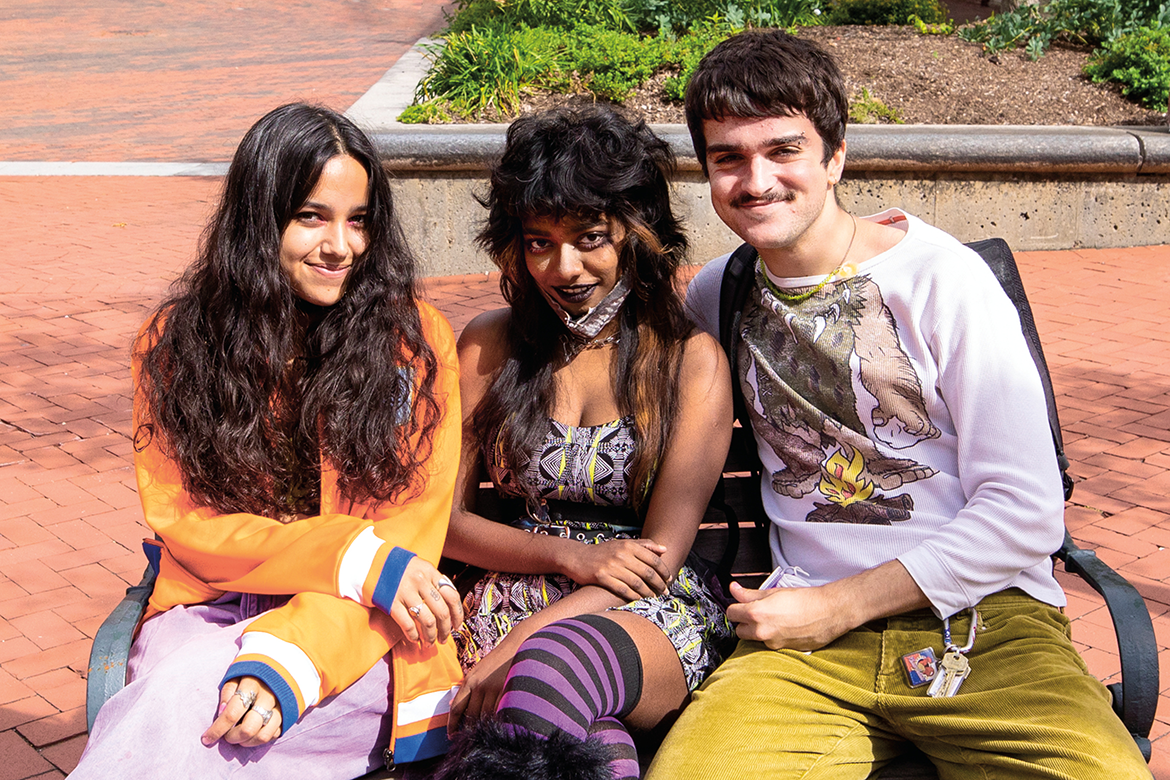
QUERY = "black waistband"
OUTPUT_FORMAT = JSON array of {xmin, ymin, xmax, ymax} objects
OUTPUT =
[{"xmin": 498, "ymin": 496, "xmax": 640, "ymax": 528}]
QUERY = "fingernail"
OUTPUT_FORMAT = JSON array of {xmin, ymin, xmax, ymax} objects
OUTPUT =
[
  {"xmin": 202, "ymin": 735, "xmax": 213, "ymax": 746},
  {"xmin": 217, "ymin": 701, "xmax": 227, "ymax": 717}
]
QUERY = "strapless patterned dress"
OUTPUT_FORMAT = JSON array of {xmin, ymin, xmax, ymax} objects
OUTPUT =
[{"xmin": 452, "ymin": 416, "xmax": 735, "ymax": 691}]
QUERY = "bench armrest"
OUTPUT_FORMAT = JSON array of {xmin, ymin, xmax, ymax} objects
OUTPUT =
[
  {"xmin": 1054, "ymin": 530, "xmax": 1157, "ymax": 761},
  {"xmin": 86, "ymin": 566, "xmax": 156, "ymax": 732}
]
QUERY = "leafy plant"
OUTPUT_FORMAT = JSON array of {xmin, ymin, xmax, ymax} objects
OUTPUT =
[
  {"xmin": 414, "ymin": 26, "xmax": 566, "ymax": 117},
  {"xmin": 1084, "ymin": 24, "xmax": 1170, "ymax": 108},
  {"xmin": 564, "ymin": 25, "xmax": 670, "ymax": 101},
  {"xmin": 848, "ymin": 88, "xmax": 904, "ymax": 122},
  {"xmin": 662, "ymin": 18, "xmax": 743, "ymax": 100},
  {"xmin": 909, "ymin": 12, "xmax": 954, "ymax": 33},
  {"xmin": 445, "ymin": 0, "xmax": 633, "ymax": 32},
  {"xmin": 958, "ymin": 0, "xmax": 1169, "ymax": 57},
  {"xmin": 827, "ymin": 0, "xmax": 948, "ymax": 25},
  {"xmin": 398, "ymin": 100, "xmax": 456, "ymax": 123}
]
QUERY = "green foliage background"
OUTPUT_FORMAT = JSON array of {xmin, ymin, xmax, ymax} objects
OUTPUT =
[{"xmin": 399, "ymin": 0, "xmax": 1168, "ymax": 123}]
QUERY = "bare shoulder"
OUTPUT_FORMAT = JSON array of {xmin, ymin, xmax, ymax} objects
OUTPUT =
[
  {"xmin": 457, "ymin": 308, "xmax": 512, "ymax": 380},
  {"xmin": 680, "ymin": 329, "xmax": 729, "ymax": 378},
  {"xmin": 678, "ymin": 329, "xmax": 731, "ymax": 402}
]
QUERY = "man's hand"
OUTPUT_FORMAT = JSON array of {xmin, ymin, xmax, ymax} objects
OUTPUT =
[
  {"xmin": 726, "ymin": 560, "xmax": 931, "ymax": 652},
  {"xmin": 727, "ymin": 582, "xmax": 850, "ymax": 651}
]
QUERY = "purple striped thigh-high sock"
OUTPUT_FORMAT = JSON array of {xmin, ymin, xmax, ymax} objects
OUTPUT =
[{"xmin": 496, "ymin": 614, "xmax": 643, "ymax": 779}]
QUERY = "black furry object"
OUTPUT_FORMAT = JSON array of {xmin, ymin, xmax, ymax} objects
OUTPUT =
[{"xmin": 434, "ymin": 719, "xmax": 617, "ymax": 780}]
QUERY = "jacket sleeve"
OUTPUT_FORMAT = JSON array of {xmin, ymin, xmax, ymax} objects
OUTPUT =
[
  {"xmin": 136, "ymin": 303, "xmax": 462, "ymax": 617},
  {"xmin": 220, "ymin": 592, "xmax": 400, "ymax": 734}
]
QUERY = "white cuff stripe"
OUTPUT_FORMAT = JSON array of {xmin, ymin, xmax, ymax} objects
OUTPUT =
[
  {"xmin": 238, "ymin": 632, "xmax": 323, "ymax": 709},
  {"xmin": 338, "ymin": 526, "xmax": 386, "ymax": 603},
  {"xmin": 397, "ymin": 685, "xmax": 459, "ymax": 726}
]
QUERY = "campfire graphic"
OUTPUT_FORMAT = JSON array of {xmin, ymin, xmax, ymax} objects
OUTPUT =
[{"xmin": 818, "ymin": 446, "xmax": 874, "ymax": 506}]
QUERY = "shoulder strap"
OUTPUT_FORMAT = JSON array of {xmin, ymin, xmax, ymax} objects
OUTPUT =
[
  {"xmin": 711, "ymin": 243, "xmax": 766, "ymax": 589},
  {"xmin": 719, "ymin": 243, "xmax": 761, "ymax": 439}
]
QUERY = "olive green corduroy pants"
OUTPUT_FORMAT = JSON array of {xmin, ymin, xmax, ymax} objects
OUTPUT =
[{"xmin": 647, "ymin": 590, "xmax": 1151, "ymax": 780}]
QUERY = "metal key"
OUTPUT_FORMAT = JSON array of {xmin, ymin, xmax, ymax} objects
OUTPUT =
[{"xmin": 927, "ymin": 650, "xmax": 970, "ymax": 698}]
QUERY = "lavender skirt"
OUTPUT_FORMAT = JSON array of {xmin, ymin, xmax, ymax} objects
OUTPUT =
[{"xmin": 71, "ymin": 595, "xmax": 394, "ymax": 779}]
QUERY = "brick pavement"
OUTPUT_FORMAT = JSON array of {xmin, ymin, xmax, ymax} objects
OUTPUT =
[{"xmin": 1, "ymin": 0, "xmax": 1168, "ymax": 777}]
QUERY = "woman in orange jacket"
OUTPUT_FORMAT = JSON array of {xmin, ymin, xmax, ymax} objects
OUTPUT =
[{"xmin": 72, "ymin": 103, "xmax": 464, "ymax": 778}]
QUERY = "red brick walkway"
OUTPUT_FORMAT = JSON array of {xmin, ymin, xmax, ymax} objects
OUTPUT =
[{"xmin": 1, "ymin": 2, "xmax": 1167, "ymax": 778}]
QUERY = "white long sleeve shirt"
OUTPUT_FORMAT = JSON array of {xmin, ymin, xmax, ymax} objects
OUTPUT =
[{"xmin": 687, "ymin": 209, "xmax": 1066, "ymax": 618}]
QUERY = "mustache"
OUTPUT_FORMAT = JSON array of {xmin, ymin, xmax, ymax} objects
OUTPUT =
[{"xmin": 730, "ymin": 190, "xmax": 796, "ymax": 208}]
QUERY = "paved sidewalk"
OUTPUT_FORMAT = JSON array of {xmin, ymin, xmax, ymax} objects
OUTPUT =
[{"xmin": 1, "ymin": 0, "xmax": 1167, "ymax": 777}]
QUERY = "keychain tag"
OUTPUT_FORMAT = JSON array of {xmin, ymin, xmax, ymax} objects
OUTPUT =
[{"xmin": 901, "ymin": 647, "xmax": 938, "ymax": 688}]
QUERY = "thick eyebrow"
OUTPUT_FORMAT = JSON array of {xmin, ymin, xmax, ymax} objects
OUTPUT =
[
  {"xmin": 299, "ymin": 199, "xmax": 367, "ymax": 214},
  {"xmin": 706, "ymin": 132, "xmax": 809, "ymax": 157},
  {"xmin": 522, "ymin": 217, "xmax": 608, "ymax": 236}
]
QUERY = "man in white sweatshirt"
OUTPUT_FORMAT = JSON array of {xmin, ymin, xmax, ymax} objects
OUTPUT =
[{"xmin": 648, "ymin": 27, "xmax": 1151, "ymax": 780}]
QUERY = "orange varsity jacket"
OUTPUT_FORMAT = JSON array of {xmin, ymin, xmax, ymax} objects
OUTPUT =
[{"xmin": 132, "ymin": 301, "xmax": 463, "ymax": 764}]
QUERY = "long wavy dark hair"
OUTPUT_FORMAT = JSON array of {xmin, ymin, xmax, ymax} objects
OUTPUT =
[
  {"xmin": 474, "ymin": 106, "xmax": 692, "ymax": 511},
  {"xmin": 135, "ymin": 103, "xmax": 440, "ymax": 518}
]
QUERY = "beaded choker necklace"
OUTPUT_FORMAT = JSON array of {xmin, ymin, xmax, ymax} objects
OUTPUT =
[{"xmin": 761, "ymin": 214, "xmax": 858, "ymax": 305}]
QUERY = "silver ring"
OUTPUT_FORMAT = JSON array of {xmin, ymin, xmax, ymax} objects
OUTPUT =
[
  {"xmin": 437, "ymin": 576, "xmax": 457, "ymax": 591},
  {"xmin": 251, "ymin": 704, "xmax": 275, "ymax": 726},
  {"xmin": 233, "ymin": 689, "xmax": 257, "ymax": 710},
  {"xmin": 409, "ymin": 604, "xmax": 423, "ymax": 617}
]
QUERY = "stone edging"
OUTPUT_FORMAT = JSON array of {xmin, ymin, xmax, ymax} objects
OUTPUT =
[
  {"xmin": 349, "ymin": 38, "xmax": 1170, "ymax": 175},
  {"xmin": 370, "ymin": 123, "xmax": 1170, "ymax": 174},
  {"xmin": 347, "ymin": 39, "xmax": 1167, "ymax": 267}
]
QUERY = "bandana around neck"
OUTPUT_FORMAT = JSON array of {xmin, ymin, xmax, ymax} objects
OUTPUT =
[{"xmin": 539, "ymin": 277, "xmax": 631, "ymax": 340}]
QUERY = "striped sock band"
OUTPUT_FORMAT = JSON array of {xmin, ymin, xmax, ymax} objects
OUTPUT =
[
  {"xmin": 496, "ymin": 614, "xmax": 643, "ymax": 743},
  {"xmin": 588, "ymin": 717, "xmax": 640, "ymax": 780}
]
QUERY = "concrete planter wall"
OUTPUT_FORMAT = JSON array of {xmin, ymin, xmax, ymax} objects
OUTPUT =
[
  {"xmin": 352, "ymin": 41, "xmax": 1169, "ymax": 278},
  {"xmin": 375, "ymin": 124, "xmax": 1169, "ymax": 278}
]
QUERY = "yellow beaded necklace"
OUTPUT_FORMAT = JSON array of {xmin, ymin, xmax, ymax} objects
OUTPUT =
[{"xmin": 761, "ymin": 214, "xmax": 858, "ymax": 305}]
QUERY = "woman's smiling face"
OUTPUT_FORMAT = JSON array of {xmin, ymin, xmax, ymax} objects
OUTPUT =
[
  {"xmin": 522, "ymin": 215, "xmax": 624, "ymax": 316},
  {"xmin": 279, "ymin": 155, "xmax": 369, "ymax": 307}
]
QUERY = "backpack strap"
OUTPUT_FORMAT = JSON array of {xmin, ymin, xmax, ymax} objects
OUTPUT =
[
  {"xmin": 712, "ymin": 243, "xmax": 766, "ymax": 589},
  {"xmin": 719, "ymin": 242, "xmax": 762, "ymax": 440}
]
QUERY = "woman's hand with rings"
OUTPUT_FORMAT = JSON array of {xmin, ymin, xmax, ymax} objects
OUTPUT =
[
  {"xmin": 561, "ymin": 538, "xmax": 673, "ymax": 601},
  {"xmin": 391, "ymin": 557, "xmax": 464, "ymax": 646},
  {"xmin": 202, "ymin": 676, "xmax": 283, "ymax": 747}
]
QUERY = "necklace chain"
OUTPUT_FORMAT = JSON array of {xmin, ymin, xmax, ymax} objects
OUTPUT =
[
  {"xmin": 761, "ymin": 214, "xmax": 858, "ymax": 305},
  {"xmin": 561, "ymin": 333, "xmax": 620, "ymax": 363}
]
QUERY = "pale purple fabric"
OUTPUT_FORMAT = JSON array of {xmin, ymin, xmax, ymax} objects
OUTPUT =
[{"xmin": 71, "ymin": 596, "xmax": 393, "ymax": 779}]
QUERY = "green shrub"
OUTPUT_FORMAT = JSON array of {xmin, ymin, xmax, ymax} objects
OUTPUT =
[
  {"xmin": 848, "ymin": 88, "xmax": 905, "ymax": 122},
  {"xmin": 414, "ymin": 26, "xmax": 567, "ymax": 117},
  {"xmin": 623, "ymin": 0, "xmax": 823, "ymax": 34},
  {"xmin": 958, "ymin": 0, "xmax": 1169, "ymax": 57},
  {"xmin": 1084, "ymin": 24, "xmax": 1170, "ymax": 108},
  {"xmin": 662, "ymin": 18, "xmax": 743, "ymax": 100},
  {"xmin": 397, "ymin": 100, "xmax": 456, "ymax": 123},
  {"xmin": 827, "ymin": 0, "xmax": 947, "ymax": 25},
  {"xmin": 445, "ymin": 0, "xmax": 632, "ymax": 33},
  {"xmin": 564, "ymin": 25, "xmax": 670, "ymax": 101}
]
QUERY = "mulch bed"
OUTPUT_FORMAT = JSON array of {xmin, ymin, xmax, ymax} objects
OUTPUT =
[{"xmin": 506, "ymin": 25, "xmax": 1167, "ymax": 127}]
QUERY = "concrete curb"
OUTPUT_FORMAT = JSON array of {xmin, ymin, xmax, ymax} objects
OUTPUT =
[
  {"xmin": 350, "ymin": 38, "xmax": 1170, "ymax": 176},
  {"xmin": 370, "ymin": 123, "xmax": 1170, "ymax": 174},
  {"xmin": 346, "ymin": 38, "xmax": 1168, "ymax": 265}
]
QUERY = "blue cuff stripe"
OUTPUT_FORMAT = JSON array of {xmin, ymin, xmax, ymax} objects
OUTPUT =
[
  {"xmin": 393, "ymin": 727, "xmax": 451, "ymax": 763},
  {"xmin": 142, "ymin": 541, "xmax": 161, "ymax": 576},
  {"xmin": 221, "ymin": 661, "xmax": 301, "ymax": 736},
  {"xmin": 372, "ymin": 546, "xmax": 416, "ymax": 614}
]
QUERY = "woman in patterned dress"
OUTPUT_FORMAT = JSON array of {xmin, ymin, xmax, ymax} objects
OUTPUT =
[{"xmin": 436, "ymin": 106, "xmax": 735, "ymax": 780}]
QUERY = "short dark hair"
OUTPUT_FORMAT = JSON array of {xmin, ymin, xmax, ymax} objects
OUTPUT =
[{"xmin": 685, "ymin": 29, "xmax": 848, "ymax": 174}]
